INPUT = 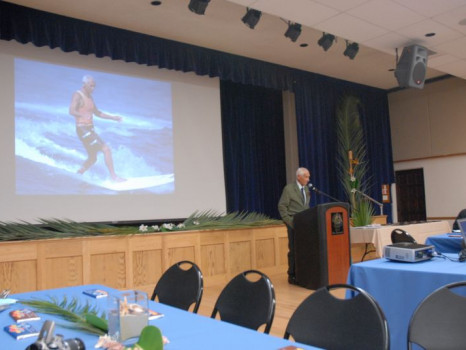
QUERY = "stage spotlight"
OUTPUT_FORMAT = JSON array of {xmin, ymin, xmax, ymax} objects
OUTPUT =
[
  {"xmin": 188, "ymin": 0, "xmax": 210, "ymax": 15},
  {"xmin": 317, "ymin": 33, "xmax": 335, "ymax": 51},
  {"xmin": 284, "ymin": 22, "xmax": 301, "ymax": 42},
  {"xmin": 344, "ymin": 41, "xmax": 359, "ymax": 59},
  {"xmin": 242, "ymin": 8, "xmax": 262, "ymax": 29}
]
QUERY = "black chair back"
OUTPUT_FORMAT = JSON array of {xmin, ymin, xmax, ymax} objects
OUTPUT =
[
  {"xmin": 391, "ymin": 228, "xmax": 416, "ymax": 243},
  {"xmin": 452, "ymin": 209, "xmax": 466, "ymax": 231},
  {"xmin": 211, "ymin": 270, "xmax": 275, "ymax": 333},
  {"xmin": 284, "ymin": 284, "xmax": 389, "ymax": 350},
  {"xmin": 408, "ymin": 281, "xmax": 466, "ymax": 349},
  {"xmin": 151, "ymin": 260, "xmax": 203, "ymax": 313}
]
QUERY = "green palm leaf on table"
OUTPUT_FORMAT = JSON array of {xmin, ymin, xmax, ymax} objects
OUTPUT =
[{"xmin": 19, "ymin": 297, "xmax": 108, "ymax": 335}]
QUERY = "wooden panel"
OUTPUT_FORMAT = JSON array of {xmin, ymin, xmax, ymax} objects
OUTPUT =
[
  {"xmin": 42, "ymin": 239, "xmax": 83, "ymax": 257},
  {"xmin": 163, "ymin": 232, "xmax": 199, "ymax": 270},
  {"xmin": 45, "ymin": 256, "xmax": 83, "ymax": 289},
  {"xmin": 90, "ymin": 252, "xmax": 127, "ymax": 289},
  {"xmin": 0, "ymin": 225, "xmax": 288, "ymax": 292},
  {"xmin": 200, "ymin": 243, "xmax": 225, "ymax": 277},
  {"xmin": 87, "ymin": 237, "xmax": 128, "ymax": 253},
  {"xmin": 227, "ymin": 230, "xmax": 253, "ymax": 242},
  {"xmin": 0, "ymin": 241, "xmax": 37, "ymax": 262},
  {"xmin": 371, "ymin": 215, "xmax": 387, "ymax": 225},
  {"xmin": 0, "ymin": 260, "xmax": 37, "ymax": 293},
  {"xmin": 278, "ymin": 237, "xmax": 288, "ymax": 266},
  {"xmin": 256, "ymin": 238, "xmax": 275, "ymax": 268},
  {"xmin": 167, "ymin": 246, "xmax": 195, "ymax": 267},
  {"xmin": 132, "ymin": 249, "xmax": 163, "ymax": 288},
  {"xmin": 229, "ymin": 241, "xmax": 251, "ymax": 274}
]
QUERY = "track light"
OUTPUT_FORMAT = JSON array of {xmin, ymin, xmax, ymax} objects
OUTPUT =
[
  {"xmin": 284, "ymin": 22, "xmax": 301, "ymax": 42},
  {"xmin": 242, "ymin": 8, "xmax": 262, "ymax": 29},
  {"xmin": 188, "ymin": 0, "xmax": 210, "ymax": 15},
  {"xmin": 344, "ymin": 41, "xmax": 359, "ymax": 59},
  {"xmin": 318, "ymin": 33, "xmax": 335, "ymax": 51}
]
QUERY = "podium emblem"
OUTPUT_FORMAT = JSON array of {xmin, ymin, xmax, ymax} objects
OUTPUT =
[{"xmin": 331, "ymin": 212, "xmax": 344, "ymax": 235}]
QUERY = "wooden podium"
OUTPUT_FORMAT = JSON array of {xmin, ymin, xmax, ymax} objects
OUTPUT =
[{"xmin": 293, "ymin": 202, "xmax": 351, "ymax": 290}]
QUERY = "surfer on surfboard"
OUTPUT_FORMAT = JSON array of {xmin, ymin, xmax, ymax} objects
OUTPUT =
[{"xmin": 69, "ymin": 75, "xmax": 125, "ymax": 182}]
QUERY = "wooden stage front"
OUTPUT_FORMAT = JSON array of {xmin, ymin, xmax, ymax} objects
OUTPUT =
[{"xmin": 0, "ymin": 225, "xmax": 290, "ymax": 295}]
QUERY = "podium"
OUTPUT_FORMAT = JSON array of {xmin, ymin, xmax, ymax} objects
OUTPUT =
[{"xmin": 293, "ymin": 202, "xmax": 351, "ymax": 290}]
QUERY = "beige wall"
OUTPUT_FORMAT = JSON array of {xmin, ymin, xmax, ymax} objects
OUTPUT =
[
  {"xmin": 389, "ymin": 77, "xmax": 466, "ymax": 161},
  {"xmin": 388, "ymin": 76, "xmax": 466, "ymax": 221}
]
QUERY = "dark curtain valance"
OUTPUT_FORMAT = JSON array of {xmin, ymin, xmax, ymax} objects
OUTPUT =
[{"xmin": 0, "ymin": 1, "xmax": 301, "ymax": 91}]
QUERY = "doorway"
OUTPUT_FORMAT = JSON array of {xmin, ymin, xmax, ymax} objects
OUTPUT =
[{"xmin": 395, "ymin": 168, "xmax": 427, "ymax": 223}]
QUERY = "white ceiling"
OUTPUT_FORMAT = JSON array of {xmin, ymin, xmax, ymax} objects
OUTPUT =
[{"xmin": 7, "ymin": 0, "xmax": 466, "ymax": 89}]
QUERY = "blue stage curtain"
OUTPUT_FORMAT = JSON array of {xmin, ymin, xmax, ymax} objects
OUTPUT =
[
  {"xmin": 294, "ymin": 77, "xmax": 395, "ymax": 221},
  {"xmin": 220, "ymin": 80, "xmax": 286, "ymax": 218},
  {"xmin": 0, "ymin": 2, "xmax": 395, "ymax": 221}
]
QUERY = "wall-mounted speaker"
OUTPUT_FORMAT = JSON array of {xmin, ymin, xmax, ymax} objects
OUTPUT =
[{"xmin": 394, "ymin": 45, "xmax": 428, "ymax": 89}]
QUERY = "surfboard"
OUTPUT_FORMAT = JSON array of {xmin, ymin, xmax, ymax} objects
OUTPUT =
[{"xmin": 99, "ymin": 174, "xmax": 174, "ymax": 191}]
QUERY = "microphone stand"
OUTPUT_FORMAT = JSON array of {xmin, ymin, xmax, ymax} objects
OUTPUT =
[
  {"xmin": 351, "ymin": 189, "xmax": 384, "ymax": 216},
  {"xmin": 310, "ymin": 186, "xmax": 342, "ymax": 203}
]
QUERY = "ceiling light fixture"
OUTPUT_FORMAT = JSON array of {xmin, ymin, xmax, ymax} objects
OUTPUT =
[
  {"xmin": 343, "ymin": 41, "xmax": 359, "ymax": 59},
  {"xmin": 241, "ymin": 8, "xmax": 262, "ymax": 29},
  {"xmin": 188, "ymin": 0, "xmax": 210, "ymax": 15},
  {"xmin": 317, "ymin": 33, "xmax": 335, "ymax": 51},
  {"xmin": 284, "ymin": 22, "xmax": 302, "ymax": 42}
]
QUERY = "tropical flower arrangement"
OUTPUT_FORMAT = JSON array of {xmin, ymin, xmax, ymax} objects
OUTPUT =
[{"xmin": 138, "ymin": 223, "xmax": 186, "ymax": 233}]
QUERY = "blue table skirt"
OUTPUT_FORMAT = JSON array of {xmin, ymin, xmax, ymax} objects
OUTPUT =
[
  {"xmin": 425, "ymin": 233, "xmax": 463, "ymax": 253},
  {"xmin": 4, "ymin": 285, "xmax": 319, "ymax": 350},
  {"xmin": 347, "ymin": 255, "xmax": 466, "ymax": 350}
]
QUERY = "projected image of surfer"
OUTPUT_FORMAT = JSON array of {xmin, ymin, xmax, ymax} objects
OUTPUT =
[
  {"xmin": 15, "ymin": 58, "xmax": 174, "ymax": 195},
  {"xmin": 70, "ymin": 75, "xmax": 125, "ymax": 183}
]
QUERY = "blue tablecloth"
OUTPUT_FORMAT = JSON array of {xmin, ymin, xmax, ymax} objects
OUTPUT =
[
  {"xmin": 425, "ymin": 233, "xmax": 463, "ymax": 253},
  {"xmin": 347, "ymin": 255, "xmax": 466, "ymax": 350},
  {"xmin": 3, "ymin": 284, "xmax": 318, "ymax": 350}
]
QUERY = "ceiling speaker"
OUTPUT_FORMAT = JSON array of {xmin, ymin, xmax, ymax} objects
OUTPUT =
[{"xmin": 394, "ymin": 45, "xmax": 428, "ymax": 89}]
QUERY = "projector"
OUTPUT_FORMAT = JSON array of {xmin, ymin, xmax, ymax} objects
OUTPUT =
[{"xmin": 383, "ymin": 243, "xmax": 434, "ymax": 262}]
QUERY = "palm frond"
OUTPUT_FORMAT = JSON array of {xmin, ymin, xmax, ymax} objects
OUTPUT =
[
  {"xmin": 19, "ymin": 297, "xmax": 107, "ymax": 335},
  {"xmin": 335, "ymin": 94, "xmax": 374, "ymax": 226},
  {"xmin": 182, "ymin": 210, "xmax": 282, "ymax": 230},
  {"xmin": 0, "ymin": 210, "xmax": 282, "ymax": 242}
]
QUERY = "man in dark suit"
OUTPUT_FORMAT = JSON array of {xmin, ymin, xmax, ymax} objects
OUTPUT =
[{"xmin": 278, "ymin": 167, "xmax": 311, "ymax": 284}]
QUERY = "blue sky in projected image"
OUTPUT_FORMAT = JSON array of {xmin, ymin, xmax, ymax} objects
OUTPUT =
[{"xmin": 14, "ymin": 58, "xmax": 174, "ymax": 195}]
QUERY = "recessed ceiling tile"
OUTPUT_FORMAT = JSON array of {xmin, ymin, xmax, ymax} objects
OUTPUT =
[
  {"xmin": 392, "ymin": 0, "xmax": 466, "ymax": 18},
  {"xmin": 363, "ymin": 32, "xmax": 411, "ymax": 54},
  {"xmin": 396, "ymin": 19, "xmax": 464, "ymax": 47},
  {"xmin": 434, "ymin": 36, "xmax": 466, "ymax": 58},
  {"xmin": 427, "ymin": 53, "xmax": 461, "ymax": 68},
  {"xmin": 225, "ymin": 0, "xmax": 258, "ymax": 7},
  {"xmin": 347, "ymin": 0, "xmax": 425, "ymax": 31},
  {"xmin": 313, "ymin": 0, "xmax": 370, "ymax": 12},
  {"xmin": 314, "ymin": 13, "xmax": 388, "ymax": 42},
  {"xmin": 251, "ymin": 0, "xmax": 339, "ymax": 27},
  {"xmin": 433, "ymin": 4, "xmax": 466, "ymax": 34}
]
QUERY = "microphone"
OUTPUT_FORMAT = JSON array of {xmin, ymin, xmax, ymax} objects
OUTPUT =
[{"xmin": 307, "ymin": 183, "xmax": 341, "ymax": 203}]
